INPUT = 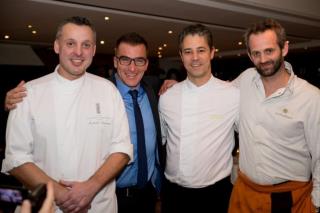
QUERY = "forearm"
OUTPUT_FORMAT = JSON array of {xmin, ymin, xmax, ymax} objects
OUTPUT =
[
  {"xmin": 10, "ymin": 162, "xmax": 53, "ymax": 189},
  {"xmin": 9, "ymin": 162, "xmax": 67, "ymax": 200},
  {"xmin": 88, "ymin": 152, "xmax": 129, "ymax": 193}
]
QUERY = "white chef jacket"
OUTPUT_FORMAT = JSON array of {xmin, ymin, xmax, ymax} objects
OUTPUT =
[
  {"xmin": 233, "ymin": 62, "xmax": 320, "ymax": 207},
  {"xmin": 159, "ymin": 75, "xmax": 239, "ymax": 188},
  {"xmin": 2, "ymin": 66, "xmax": 133, "ymax": 213}
]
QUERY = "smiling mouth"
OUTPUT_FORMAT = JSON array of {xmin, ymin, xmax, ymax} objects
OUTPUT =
[
  {"xmin": 125, "ymin": 73, "xmax": 138, "ymax": 78},
  {"xmin": 191, "ymin": 63, "xmax": 201, "ymax": 67},
  {"xmin": 261, "ymin": 61, "xmax": 273, "ymax": 66},
  {"xmin": 71, "ymin": 58, "xmax": 84, "ymax": 65}
]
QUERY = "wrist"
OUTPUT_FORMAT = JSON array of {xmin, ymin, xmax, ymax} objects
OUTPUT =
[{"xmin": 86, "ymin": 178, "xmax": 101, "ymax": 196}]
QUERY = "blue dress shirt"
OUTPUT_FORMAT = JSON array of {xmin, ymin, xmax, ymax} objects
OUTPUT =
[{"xmin": 115, "ymin": 74, "xmax": 158, "ymax": 188}]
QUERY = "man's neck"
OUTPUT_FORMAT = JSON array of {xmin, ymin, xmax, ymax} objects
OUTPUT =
[
  {"xmin": 261, "ymin": 65, "xmax": 290, "ymax": 97},
  {"xmin": 188, "ymin": 73, "xmax": 212, "ymax": 87}
]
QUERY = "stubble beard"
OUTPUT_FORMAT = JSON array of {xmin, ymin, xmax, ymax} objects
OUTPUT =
[{"xmin": 256, "ymin": 56, "xmax": 283, "ymax": 78}]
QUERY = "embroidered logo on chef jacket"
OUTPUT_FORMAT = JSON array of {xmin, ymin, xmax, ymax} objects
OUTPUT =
[
  {"xmin": 88, "ymin": 116, "xmax": 111, "ymax": 125},
  {"xmin": 275, "ymin": 108, "xmax": 293, "ymax": 119},
  {"xmin": 96, "ymin": 103, "xmax": 101, "ymax": 114},
  {"xmin": 87, "ymin": 102, "xmax": 111, "ymax": 125}
]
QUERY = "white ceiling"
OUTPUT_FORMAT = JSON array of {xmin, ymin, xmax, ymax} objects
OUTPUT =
[{"xmin": 1, "ymin": 0, "xmax": 320, "ymax": 58}]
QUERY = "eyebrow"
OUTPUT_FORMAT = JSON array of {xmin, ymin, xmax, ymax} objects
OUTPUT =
[{"xmin": 182, "ymin": 46, "xmax": 207, "ymax": 51}]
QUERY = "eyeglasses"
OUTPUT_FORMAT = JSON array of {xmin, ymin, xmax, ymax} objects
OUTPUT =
[{"xmin": 116, "ymin": 56, "xmax": 147, "ymax": 66}]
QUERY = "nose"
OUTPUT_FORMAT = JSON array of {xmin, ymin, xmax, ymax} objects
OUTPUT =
[
  {"xmin": 191, "ymin": 51, "xmax": 199, "ymax": 60},
  {"xmin": 74, "ymin": 45, "xmax": 83, "ymax": 56},
  {"xmin": 128, "ymin": 60, "xmax": 137, "ymax": 71},
  {"xmin": 259, "ymin": 53, "xmax": 268, "ymax": 63}
]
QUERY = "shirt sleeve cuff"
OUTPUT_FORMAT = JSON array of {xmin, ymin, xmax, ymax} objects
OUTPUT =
[
  {"xmin": 1, "ymin": 155, "xmax": 34, "ymax": 174},
  {"xmin": 109, "ymin": 143, "xmax": 133, "ymax": 164}
]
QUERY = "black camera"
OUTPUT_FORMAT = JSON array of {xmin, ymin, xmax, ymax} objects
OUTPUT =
[{"xmin": 0, "ymin": 183, "xmax": 46, "ymax": 212}]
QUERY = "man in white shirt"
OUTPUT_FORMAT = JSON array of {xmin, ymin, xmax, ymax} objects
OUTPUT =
[
  {"xmin": 1, "ymin": 16, "xmax": 133, "ymax": 213},
  {"xmin": 228, "ymin": 18, "xmax": 320, "ymax": 213},
  {"xmin": 159, "ymin": 24, "xmax": 239, "ymax": 213}
]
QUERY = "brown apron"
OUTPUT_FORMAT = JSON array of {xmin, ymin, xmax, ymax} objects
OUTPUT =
[{"xmin": 228, "ymin": 171, "xmax": 317, "ymax": 213}]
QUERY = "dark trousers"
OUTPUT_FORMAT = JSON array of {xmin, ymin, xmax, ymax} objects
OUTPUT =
[
  {"xmin": 161, "ymin": 176, "xmax": 233, "ymax": 213},
  {"xmin": 116, "ymin": 181, "xmax": 157, "ymax": 213}
]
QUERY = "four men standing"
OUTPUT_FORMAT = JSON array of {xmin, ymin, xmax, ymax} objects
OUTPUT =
[{"xmin": 1, "ymin": 17, "xmax": 319, "ymax": 213}]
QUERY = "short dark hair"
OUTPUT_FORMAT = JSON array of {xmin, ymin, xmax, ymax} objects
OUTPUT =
[
  {"xmin": 244, "ymin": 18, "xmax": 286, "ymax": 53},
  {"xmin": 115, "ymin": 32, "xmax": 148, "ymax": 54},
  {"xmin": 178, "ymin": 24, "xmax": 213, "ymax": 52},
  {"xmin": 55, "ymin": 16, "xmax": 96, "ymax": 42}
]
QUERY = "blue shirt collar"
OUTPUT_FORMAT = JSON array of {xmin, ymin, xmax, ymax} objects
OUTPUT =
[{"xmin": 115, "ymin": 73, "xmax": 143, "ymax": 98}]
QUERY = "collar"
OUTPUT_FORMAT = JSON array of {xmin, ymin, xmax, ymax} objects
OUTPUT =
[
  {"xmin": 54, "ymin": 65, "xmax": 85, "ymax": 89},
  {"xmin": 252, "ymin": 61, "xmax": 295, "ymax": 96},
  {"xmin": 114, "ymin": 73, "xmax": 144, "ymax": 98},
  {"xmin": 185, "ymin": 75, "xmax": 214, "ymax": 91}
]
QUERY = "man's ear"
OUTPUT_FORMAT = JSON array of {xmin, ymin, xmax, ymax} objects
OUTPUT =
[
  {"xmin": 282, "ymin": 41, "xmax": 289, "ymax": 57},
  {"xmin": 113, "ymin": 56, "xmax": 118, "ymax": 69},
  {"xmin": 93, "ymin": 44, "xmax": 96, "ymax": 56},
  {"xmin": 210, "ymin": 47, "xmax": 215, "ymax": 60},
  {"xmin": 247, "ymin": 51, "xmax": 253, "ymax": 62},
  {"xmin": 53, "ymin": 40, "xmax": 59, "ymax": 54},
  {"xmin": 179, "ymin": 51, "xmax": 183, "ymax": 63}
]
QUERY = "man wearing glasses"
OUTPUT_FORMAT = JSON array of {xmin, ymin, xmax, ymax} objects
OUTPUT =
[
  {"xmin": 110, "ymin": 32, "xmax": 164, "ymax": 213},
  {"xmin": 4, "ymin": 32, "xmax": 164, "ymax": 213}
]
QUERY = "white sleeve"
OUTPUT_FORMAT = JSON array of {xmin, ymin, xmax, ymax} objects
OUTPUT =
[
  {"xmin": 307, "ymin": 93, "xmax": 320, "ymax": 208},
  {"xmin": 158, "ymin": 97, "xmax": 168, "ymax": 145},
  {"xmin": 108, "ymin": 88, "xmax": 133, "ymax": 163},
  {"xmin": 1, "ymin": 87, "xmax": 34, "ymax": 173}
]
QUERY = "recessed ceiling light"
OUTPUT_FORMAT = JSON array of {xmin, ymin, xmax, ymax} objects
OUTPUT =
[
  {"xmin": 32, "ymin": 30, "xmax": 37, "ymax": 34},
  {"xmin": 215, "ymin": 49, "xmax": 219, "ymax": 52},
  {"xmin": 158, "ymin": 54, "xmax": 162, "ymax": 58},
  {"xmin": 163, "ymin": 44, "xmax": 167, "ymax": 47},
  {"xmin": 104, "ymin": 16, "xmax": 110, "ymax": 21},
  {"xmin": 238, "ymin": 41, "xmax": 242, "ymax": 45},
  {"xmin": 157, "ymin": 51, "xmax": 161, "ymax": 55},
  {"xmin": 158, "ymin": 47, "xmax": 163, "ymax": 50},
  {"xmin": 4, "ymin": 35, "xmax": 10, "ymax": 39},
  {"xmin": 100, "ymin": 40, "xmax": 105, "ymax": 44},
  {"xmin": 28, "ymin": 25, "xmax": 33, "ymax": 29},
  {"xmin": 168, "ymin": 30, "xmax": 173, "ymax": 34}
]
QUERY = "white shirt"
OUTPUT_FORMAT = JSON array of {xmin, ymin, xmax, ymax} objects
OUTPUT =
[
  {"xmin": 2, "ymin": 66, "xmax": 133, "ymax": 213},
  {"xmin": 233, "ymin": 62, "xmax": 320, "ymax": 207},
  {"xmin": 159, "ymin": 75, "xmax": 239, "ymax": 188}
]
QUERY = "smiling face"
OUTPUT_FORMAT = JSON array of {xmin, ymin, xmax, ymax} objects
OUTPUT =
[
  {"xmin": 180, "ymin": 34, "xmax": 214, "ymax": 86},
  {"xmin": 248, "ymin": 29, "xmax": 288, "ymax": 78},
  {"xmin": 113, "ymin": 42, "xmax": 148, "ymax": 88},
  {"xmin": 54, "ymin": 23, "xmax": 96, "ymax": 80}
]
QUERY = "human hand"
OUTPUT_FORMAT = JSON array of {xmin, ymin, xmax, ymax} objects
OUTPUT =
[
  {"xmin": 57, "ymin": 180, "xmax": 97, "ymax": 213},
  {"xmin": 5, "ymin": 80, "xmax": 27, "ymax": 111},
  {"xmin": 20, "ymin": 199, "xmax": 32, "ymax": 213},
  {"xmin": 39, "ymin": 181, "xmax": 55, "ymax": 213},
  {"xmin": 53, "ymin": 182, "xmax": 72, "ymax": 212},
  {"xmin": 20, "ymin": 182, "xmax": 55, "ymax": 213},
  {"xmin": 158, "ymin": 79, "xmax": 177, "ymax": 95}
]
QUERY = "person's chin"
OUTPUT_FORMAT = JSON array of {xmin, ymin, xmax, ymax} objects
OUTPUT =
[{"xmin": 125, "ymin": 80, "xmax": 139, "ymax": 87}]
